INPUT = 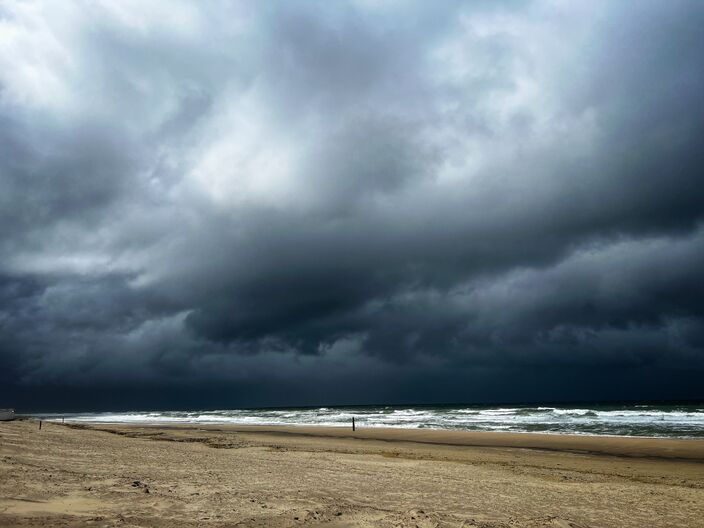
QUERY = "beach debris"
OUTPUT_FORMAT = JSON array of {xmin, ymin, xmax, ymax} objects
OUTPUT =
[{"xmin": 131, "ymin": 480, "xmax": 150, "ymax": 493}]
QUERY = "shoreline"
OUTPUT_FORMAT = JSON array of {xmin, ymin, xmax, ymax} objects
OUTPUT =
[
  {"xmin": 28, "ymin": 402, "xmax": 704, "ymax": 442},
  {"xmin": 55, "ymin": 421, "xmax": 704, "ymax": 461},
  {"xmin": 46, "ymin": 419, "xmax": 704, "ymax": 440}
]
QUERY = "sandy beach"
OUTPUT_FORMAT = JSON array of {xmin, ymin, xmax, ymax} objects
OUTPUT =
[{"xmin": 1, "ymin": 420, "xmax": 704, "ymax": 527}]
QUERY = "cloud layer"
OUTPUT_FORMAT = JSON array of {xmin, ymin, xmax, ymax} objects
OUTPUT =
[{"xmin": 1, "ymin": 0, "xmax": 704, "ymax": 410}]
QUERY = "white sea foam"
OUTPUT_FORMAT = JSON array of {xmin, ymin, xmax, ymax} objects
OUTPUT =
[{"xmin": 37, "ymin": 404, "xmax": 704, "ymax": 438}]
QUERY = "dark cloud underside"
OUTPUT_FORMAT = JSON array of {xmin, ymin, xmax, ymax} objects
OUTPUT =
[{"xmin": 1, "ymin": 0, "xmax": 703, "ymax": 410}]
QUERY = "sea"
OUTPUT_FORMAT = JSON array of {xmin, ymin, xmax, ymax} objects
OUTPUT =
[{"xmin": 37, "ymin": 403, "xmax": 704, "ymax": 438}]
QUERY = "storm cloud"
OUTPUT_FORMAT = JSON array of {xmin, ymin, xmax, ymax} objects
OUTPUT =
[{"xmin": 1, "ymin": 0, "xmax": 704, "ymax": 410}]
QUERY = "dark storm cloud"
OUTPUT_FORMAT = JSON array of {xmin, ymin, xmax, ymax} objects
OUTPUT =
[{"xmin": 1, "ymin": 0, "xmax": 704, "ymax": 409}]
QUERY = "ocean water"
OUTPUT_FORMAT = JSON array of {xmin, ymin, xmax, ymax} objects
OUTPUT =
[{"xmin": 38, "ymin": 403, "xmax": 704, "ymax": 438}]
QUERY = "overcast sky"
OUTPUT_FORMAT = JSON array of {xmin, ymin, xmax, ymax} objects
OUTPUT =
[{"xmin": 1, "ymin": 0, "xmax": 704, "ymax": 411}]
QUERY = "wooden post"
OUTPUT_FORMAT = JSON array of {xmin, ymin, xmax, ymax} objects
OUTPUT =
[
  {"xmin": 39, "ymin": 420, "xmax": 42, "ymax": 430},
  {"xmin": 352, "ymin": 417, "xmax": 355, "ymax": 432}
]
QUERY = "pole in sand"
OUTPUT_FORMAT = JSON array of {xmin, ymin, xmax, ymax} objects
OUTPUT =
[
  {"xmin": 352, "ymin": 417, "xmax": 355, "ymax": 432},
  {"xmin": 39, "ymin": 420, "xmax": 42, "ymax": 430}
]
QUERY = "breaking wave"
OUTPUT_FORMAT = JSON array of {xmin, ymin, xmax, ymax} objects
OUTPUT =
[{"xmin": 37, "ymin": 403, "xmax": 704, "ymax": 438}]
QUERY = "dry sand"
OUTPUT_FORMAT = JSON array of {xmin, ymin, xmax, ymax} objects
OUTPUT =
[{"xmin": 1, "ymin": 420, "xmax": 704, "ymax": 527}]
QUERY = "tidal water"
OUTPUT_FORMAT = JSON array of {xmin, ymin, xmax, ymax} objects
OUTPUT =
[{"xmin": 38, "ymin": 403, "xmax": 704, "ymax": 438}]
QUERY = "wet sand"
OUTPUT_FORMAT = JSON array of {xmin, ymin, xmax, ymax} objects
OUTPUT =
[{"xmin": 1, "ymin": 419, "xmax": 704, "ymax": 527}]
